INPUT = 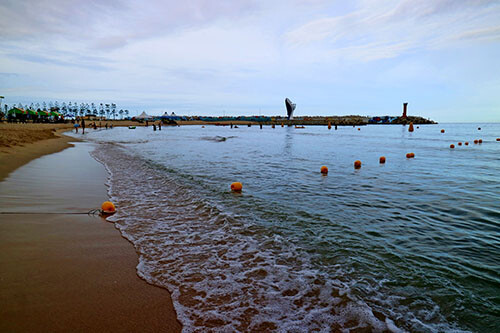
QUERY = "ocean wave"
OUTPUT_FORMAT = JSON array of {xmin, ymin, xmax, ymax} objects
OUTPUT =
[{"xmin": 92, "ymin": 143, "xmax": 402, "ymax": 332}]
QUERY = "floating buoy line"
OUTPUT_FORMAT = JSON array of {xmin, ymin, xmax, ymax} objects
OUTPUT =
[
  {"xmin": 0, "ymin": 201, "xmax": 117, "ymax": 217},
  {"xmin": 226, "ymin": 125, "xmax": 500, "ymax": 191},
  {"xmin": 0, "ymin": 210, "xmax": 109, "ymax": 217}
]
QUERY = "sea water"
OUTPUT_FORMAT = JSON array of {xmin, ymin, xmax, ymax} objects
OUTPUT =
[{"xmin": 76, "ymin": 123, "xmax": 499, "ymax": 332}]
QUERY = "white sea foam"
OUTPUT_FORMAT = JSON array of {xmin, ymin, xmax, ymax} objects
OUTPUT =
[
  {"xmin": 92, "ymin": 143, "xmax": 399, "ymax": 332},
  {"xmin": 89, "ymin": 138, "xmax": 475, "ymax": 333}
]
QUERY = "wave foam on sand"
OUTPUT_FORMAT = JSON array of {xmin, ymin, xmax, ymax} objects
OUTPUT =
[{"xmin": 93, "ymin": 143, "xmax": 405, "ymax": 332}]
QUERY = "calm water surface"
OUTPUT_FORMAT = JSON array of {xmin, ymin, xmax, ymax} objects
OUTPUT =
[{"xmin": 75, "ymin": 123, "xmax": 499, "ymax": 332}]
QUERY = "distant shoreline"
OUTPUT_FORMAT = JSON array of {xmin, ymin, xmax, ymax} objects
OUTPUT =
[
  {"xmin": 0, "ymin": 116, "xmax": 436, "ymax": 178},
  {"xmin": 0, "ymin": 116, "xmax": 437, "ymax": 177},
  {"xmin": 176, "ymin": 115, "xmax": 435, "ymax": 126}
]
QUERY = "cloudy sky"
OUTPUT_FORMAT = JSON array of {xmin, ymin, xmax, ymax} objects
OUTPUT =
[{"xmin": 1, "ymin": 0, "xmax": 499, "ymax": 121}]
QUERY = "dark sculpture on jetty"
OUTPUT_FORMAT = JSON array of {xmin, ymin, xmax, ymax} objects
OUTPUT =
[{"xmin": 285, "ymin": 98, "xmax": 296, "ymax": 120}]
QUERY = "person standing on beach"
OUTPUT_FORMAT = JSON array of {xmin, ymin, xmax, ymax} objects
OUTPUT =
[
  {"xmin": 158, "ymin": 122, "xmax": 161, "ymax": 131},
  {"xmin": 81, "ymin": 118, "xmax": 86, "ymax": 134},
  {"xmin": 153, "ymin": 124, "xmax": 156, "ymax": 131}
]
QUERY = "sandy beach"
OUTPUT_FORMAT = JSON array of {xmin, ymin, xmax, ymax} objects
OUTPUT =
[
  {"xmin": 0, "ymin": 122, "xmax": 150, "ymax": 181},
  {"xmin": 0, "ymin": 124, "xmax": 182, "ymax": 332}
]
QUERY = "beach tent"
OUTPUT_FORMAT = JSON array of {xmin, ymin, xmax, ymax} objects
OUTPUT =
[
  {"xmin": 27, "ymin": 109, "xmax": 38, "ymax": 115},
  {"xmin": 136, "ymin": 111, "xmax": 152, "ymax": 119},
  {"xmin": 37, "ymin": 110, "xmax": 49, "ymax": 116},
  {"xmin": 8, "ymin": 107, "xmax": 27, "ymax": 115},
  {"xmin": 50, "ymin": 111, "xmax": 62, "ymax": 117}
]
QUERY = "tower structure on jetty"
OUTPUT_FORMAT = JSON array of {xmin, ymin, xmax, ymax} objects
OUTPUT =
[{"xmin": 402, "ymin": 102, "xmax": 408, "ymax": 118}]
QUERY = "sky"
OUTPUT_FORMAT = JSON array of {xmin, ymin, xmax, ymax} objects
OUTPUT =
[{"xmin": 1, "ymin": 0, "xmax": 499, "ymax": 122}]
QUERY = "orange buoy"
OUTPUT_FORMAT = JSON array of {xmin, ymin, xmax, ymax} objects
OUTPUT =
[
  {"xmin": 458, "ymin": 142, "xmax": 462, "ymax": 146},
  {"xmin": 379, "ymin": 156, "xmax": 386, "ymax": 164},
  {"xmin": 354, "ymin": 160, "xmax": 361, "ymax": 169},
  {"xmin": 328, "ymin": 121, "xmax": 331, "ymax": 130},
  {"xmin": 357, "ymin": 128, "xmax": 360, "ymax": 131},
  {"xmin": 465, "ymin": 142, "xmax": 469, "ymax": 146},
  {"xmin": 474, "ymin": 140, "xmax": 478, "ymax": 144},
  {"xmin": 281, "ymin": 122, "xmax": 284, "ymax": 127},
  {"xmin": 408, "ymin": 122, "xmax": 414, "ymax": 132},
  {"xmin": 450, "ymin": 144, "xmax": 455, "ymax": 149},
  {"xmin": 320, "ymin": 166, "xmax": 328, "ymax": 174},
  {"xmin": 272, "ymin": 124, "xmax": 275, "ymax": 128},
  {"xmin": 441, "ymin": 129, "xmax": 445, "ymax": 133},
  {"xmin": 496, "ymin": 138, "xmax": 500, "ymax": 141},
  {"xmin": 230, "ymin": 182, "xmax": 243, "ymax": 192},
  {"xmin": 406, "ymin": 153, "xmax": 415, "ymax": 158},
  {"xmin": 101, "ymin": 201, "xmax": 116, "ymax": 214},
  {"xmin": 478, "ymin": 139, "xmax": 483, "ymax": 144}
]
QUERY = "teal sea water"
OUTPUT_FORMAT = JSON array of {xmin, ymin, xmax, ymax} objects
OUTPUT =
[{"xmin": 78, "ymin": 123, "xmax": 498, "ymax": 332}]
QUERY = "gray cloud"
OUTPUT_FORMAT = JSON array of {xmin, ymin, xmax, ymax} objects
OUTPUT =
[
  {"xmin": 7, "ymin": 53, "xmax": 111, "ymax": 71},
  {"xmin": 285, "ymin": 0, "xmax": 500, "ymax": 61},
  {"xmin": 0, "ymin": 0, "xmax": 258, "ymax": 51},
  {"xmin": 389, "ymin": 0, "xmax": 498, "ymax": 19},
  {"xmin": 0, "ymin": 0, "xmax": 122, "ymax": 40},
  {"xmin": 90, "ymin": 36, "xmax": 129, "ymax": 50},
  {"xmin": 456, "ymin": 26, "xmax": 500, "ymax": 41},
  {"xmin": 0, "ymin": 72, "xmax": 21, "ymax": 77}
]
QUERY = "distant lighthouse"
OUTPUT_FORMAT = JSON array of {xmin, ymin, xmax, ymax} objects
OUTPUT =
[{"xmin": 402, "ymin": 102, "xmax": 408, "ymax": 118}]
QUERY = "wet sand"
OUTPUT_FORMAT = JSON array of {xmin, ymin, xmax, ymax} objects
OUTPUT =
[
  {"xmin": 0, "ymin": 124, "xmax": 75, "ymax": 181},
  {"xmin": 0, "ymin": 122, "xmax": 154, "ymax": 181},
  {"xmin": 0, "ymin": 141, "xmax": 181, "ymax": 332}
]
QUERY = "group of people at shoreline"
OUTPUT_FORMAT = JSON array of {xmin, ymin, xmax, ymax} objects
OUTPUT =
[
  {"xmin": 74, "ymin": 118, "xmax": 113, "ymax": 134},
  {"xmin": 145, "ymin": 120, "xmax": 162, "ymax": 131}
]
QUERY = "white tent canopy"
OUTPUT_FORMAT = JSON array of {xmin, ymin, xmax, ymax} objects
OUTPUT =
[{"xmin": 136, "ymin": 111, "xmax": 152, "ymax": 119}]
